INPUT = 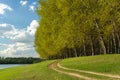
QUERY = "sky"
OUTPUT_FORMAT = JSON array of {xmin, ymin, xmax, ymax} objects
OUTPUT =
[{"xmin": 0, "ymin": 0, "xmax": 40, "ymax": 57}]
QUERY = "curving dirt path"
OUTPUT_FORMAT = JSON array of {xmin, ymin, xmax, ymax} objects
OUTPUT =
[
  {"xmin": 57, "ymin": 62, "xmax": 120, "ymax": 79},
  {"xmin": 49, "ymin": 61, "xmax": 97, "ymax": 80},
  {"xmin": 49, "ymin": 61, "xmax": 120, "ymax": 80}
]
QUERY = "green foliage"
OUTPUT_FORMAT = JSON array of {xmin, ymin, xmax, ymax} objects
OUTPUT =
[
  {"xmin": 35, "ymin": 0, "xmax": 120, "ymax": 59},
  {"xmin": 0, "ymin": 57, "xmax": 41, "ymax": 64}
]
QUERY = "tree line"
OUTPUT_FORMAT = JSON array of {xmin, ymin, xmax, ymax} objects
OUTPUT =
[
  {"xmin": 0, "ymin": 57, "xmax": 42, "ymax": 64},
  {"xmin": 35, "ymin": 0, "xmax": 120, "ymax": 59}
]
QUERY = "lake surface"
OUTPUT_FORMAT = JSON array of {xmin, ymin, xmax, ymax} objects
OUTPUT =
[{"xmin": 0, "ymin": 64, "xmax": 25, "ymax": 69}]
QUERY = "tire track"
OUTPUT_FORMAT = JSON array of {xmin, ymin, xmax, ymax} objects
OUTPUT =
[
  {"xmin": 49, "ymin": 61, "xmax": 97, "ymax": 80},
  {"xmin": 57, "ymin": 62, "xmax": 120, "ymax": 79}
]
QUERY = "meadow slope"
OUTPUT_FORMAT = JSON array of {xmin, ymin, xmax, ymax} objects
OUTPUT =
[
  {"xmin": 0, "ymin": 60, "xmax": 78, "ymax": 80},
  {"xmin": 0, "ymin": 54, "xmax": 120, "ymax": 80},
  {"xmin": 60, "ymin": 54, "xmax": 120, "ymax": 75}
]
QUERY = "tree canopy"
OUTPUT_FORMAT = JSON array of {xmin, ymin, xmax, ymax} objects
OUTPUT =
[
  {"xmin": 35, "ymin": 0, "xmax": 120, "ymax": 59},
  {"xmin": 0, "ymin": 57, "xmax": 42, "ymax": 64}
]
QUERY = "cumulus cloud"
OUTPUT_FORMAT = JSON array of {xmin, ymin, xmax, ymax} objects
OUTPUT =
[
  {"xmin": 11, "ymin": 20, "xmax": 38, "ymax": 42},
  {"xmin": 0, "ymin": 42, "xmax": 39, "ymax": 57},
  {"xmin": 29, "ymin": 5, "xmax": 35, "ymax": 11},
  {"xmin": 0, "ymin": 20, "xmax": 38, "ymax": 42},
  {"xmin": 27, "ymin": 20, "xmax": 39, "ymax": 35},
  {"xmin": 29, "ymin": 2, "xmax": 37, "ymax": 12},
  {"xmin": 0, "ymin": 3, "xmax": 13, "ymax": 15},
  {"xmin": 0, "ymin": 20, "xmax": 39, "ymax": 57},
  {"xmin": 0, "ymin": 23, "xmax": 16, "ymax": 39},
  {"xmin": 20, "ymin": 0, "xmax": 28, "ymax": 6},
  {"xmin": 0, "ymin": 24, "xmax": 15, "ymax": 33}
]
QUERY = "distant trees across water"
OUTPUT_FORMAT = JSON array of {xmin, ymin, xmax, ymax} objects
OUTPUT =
[
  {"xmin": 35, "ymin": 0, "xmax": 120, "ymax": 59},
  {"xmin": 0, "ymin": 57, "xmax": 43, "ymax": 64}
]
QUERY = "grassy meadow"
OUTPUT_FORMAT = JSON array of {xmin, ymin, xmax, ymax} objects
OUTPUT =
[
  {"xmin": 0, "ymin": 60, "xmax": 78, "ymax": 80},
  {"xmin": 60, "ymin": 54, "xmax": 120, "ymax": 75},
  {"xmin": 0, "ymin": 54, "xmax": 120, "ymax": 80}
]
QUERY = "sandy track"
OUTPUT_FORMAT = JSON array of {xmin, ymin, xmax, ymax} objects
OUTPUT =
[
  {"xmin": 57, "ymin": 62, "xmax": 120, "ymax": 79},
  {"xmin": 49, "ymin": 61, "xmax": 97, "ymax": 80}
]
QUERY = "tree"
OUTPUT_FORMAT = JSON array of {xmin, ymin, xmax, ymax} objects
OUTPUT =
[{"xmin": 35, "ymin": 0, "xmax": 120, "ymax": 59}]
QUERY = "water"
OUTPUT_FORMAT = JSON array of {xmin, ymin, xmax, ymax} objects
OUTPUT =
[{"xmin": 0, "ymin": 64, "xmax": 25, "ymax": 69}]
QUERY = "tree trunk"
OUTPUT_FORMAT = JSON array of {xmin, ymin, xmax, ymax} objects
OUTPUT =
[
  {"xmin": 73, "ymin": 48, "xmax": 77, "ymax": 57},
  {"xmin": 110, "ymin": 36, "xmax": 113, "ymax": 54},
  {"xmin": 107, "ymin": 37, "xmax": 110, "ymax": 54},
  {"xmin": 112, "ymin": 32, "xmax": 117, "ymax": 53},
  {"xmin": 112, "ymin": 21, "xmax": 117, "ymax": 53},
  {"xmin": 83, "ymin": 38, "xmax": 86, "ymax": 56},
  {"xmin": 90, "ymin": 36, "xmax": 94, "ymax": 56},
  {"xmin": 116, "ymin": 33, "xmax": 120, "ymax": 53},
  {"xmin": 94, "ymin": 19, "xmax": 107, "ymax": 54}
]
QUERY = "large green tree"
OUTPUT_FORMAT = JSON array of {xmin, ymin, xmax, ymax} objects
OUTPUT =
[{"xmin": 35, "ymin": 0, "xmax": 120, "ymax": 59}]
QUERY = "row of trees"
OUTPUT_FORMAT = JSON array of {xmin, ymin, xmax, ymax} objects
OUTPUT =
[
  {"xmin": 0, "ymin": 57, "xmax": 42, "ymax": 64},
  {"xmin": 35, "ymin": 0, "xmax": 120, "ymax": 59}
]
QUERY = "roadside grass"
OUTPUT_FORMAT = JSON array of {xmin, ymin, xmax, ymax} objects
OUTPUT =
[
  {"xmin": 0, "ymin": 60, "xmax": 78, "ymax": 80},
  {"xmin": 60, "ymin": 54, "xmax": 120, "ymax": 75},
  {"xmin": 0, "ymin": 54, "xmax": 120, "ymax": 80}
]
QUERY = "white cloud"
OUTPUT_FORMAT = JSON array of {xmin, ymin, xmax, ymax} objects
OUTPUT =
[
  {"xmin": 0, "ymin": 43, "xmax": 8, "ymax": 47},
  {"xmin": 0, "ymin": 42, "xmax": 39, "ymax": 57},
  {"xmin": 0, "ymin": 20, "xmax": 39, "ymax": 57},
  {"xmin": 27, "ymin": 20, "xmax": 39, "ymax": 35},
  {"xmin": 32, "ymin": 2, "xmax": 37, "ymax": 5},
  {"xmin": 0, "ymin": 23, "xmax": 16, "ymax": 37},
  {"xmin": 29, "ymin": 2, "xmax": 37, "ymax": 12},
  {"xmin": 29, "ymin": 5, "xmax": 35, "ymax": 12},
  {"xmin": 0, "ymin": 20, "xmax": 38, "ymax": 42},
  {"xmin": 0, "ymin": 3, "xmax": 13, "ymax": 15},
  {"xmin": 20, "ymin": 0, "xmax": 28, "ymax": 6},
  {"xmin": 10, "ymin": 20, "xmax": 38, "ymax": 42}
]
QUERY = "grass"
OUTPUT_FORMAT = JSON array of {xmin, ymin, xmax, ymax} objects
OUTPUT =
[
  {"xmin": 56, "ymin": 65, "xmax": 113, "ymax": 80},
  {"xmin": 0, "ymin": 54, "xmax": 120, "ymax": 80},
  {"xmin": 0, "ymin": 60, "xmax": 78, "ymax": 80},
  {"xmin": 60, "ymin": 54, "xmax": 120, "ymax": 75}
]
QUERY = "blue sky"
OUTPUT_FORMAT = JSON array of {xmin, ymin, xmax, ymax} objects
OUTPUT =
[{"xmin": 0, "ymin": 0, "xmax": 40, "ymax": 57}]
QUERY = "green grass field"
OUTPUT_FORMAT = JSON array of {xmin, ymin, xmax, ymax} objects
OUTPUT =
[
  {"xmin": 60, "ymin": 54, "xmax": 120, "ymax": 75},
  {"xmin": 0, "ymin": 54, "xmax": 120, "ymax": 80},
  {"xmin": 0, "ymin": 60, "xmax": 78, "ymax": 80}
]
